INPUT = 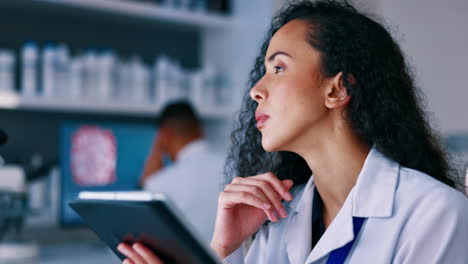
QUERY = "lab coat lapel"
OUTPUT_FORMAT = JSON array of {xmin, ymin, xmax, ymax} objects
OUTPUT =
[
  {"xmin": 352, "ymin": 148, "xmax": 398, "ymax": 218},
  {"xmin": 284, "ymin": 147, "xmax": 398, "ymax": 264},
  {"xmin": 285, "ymin": 177, "xmax": 315, "ymax": 264},
  {"xmin": 305, "ymin": 191, "xmax": 355, "ymax": 263},
  {"xmin": 305, "ymin": 147, "xmax": 399, "ymax": 263}
]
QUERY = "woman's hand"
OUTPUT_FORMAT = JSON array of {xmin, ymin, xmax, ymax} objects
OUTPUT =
[
  {"xmin": 210, "ymin": 172, "xmax": 294, "ymax": 258},
  {"xmin": 117, "ymin": 243, "xmax": 163, "ymax": 264}
]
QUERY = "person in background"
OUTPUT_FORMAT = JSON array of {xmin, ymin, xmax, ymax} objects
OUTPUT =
[
  {"xmin": 118, "ymin": 1, "xmax": 468, "ymax": 263},
  {"xmin": 139, "ymin": 101, "xmax": 224, "ymax": 243}
]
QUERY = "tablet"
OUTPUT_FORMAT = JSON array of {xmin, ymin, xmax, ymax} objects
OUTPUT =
[{"xmin": 68, "ymin": 191, "xmax": 222, "ymax": 264}]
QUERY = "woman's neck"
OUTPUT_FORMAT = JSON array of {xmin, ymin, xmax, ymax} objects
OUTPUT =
[{"xmin": 297, "ymin": 126, "xmax": 371, "ymax": 228}]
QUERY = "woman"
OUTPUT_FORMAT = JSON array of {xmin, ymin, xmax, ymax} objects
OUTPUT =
[{"xmin": 118, "ymin": 1, "xmax": 468, "ymax": 263}]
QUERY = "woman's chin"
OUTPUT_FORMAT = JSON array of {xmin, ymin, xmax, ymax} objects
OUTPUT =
[{"xmin": 261, "ymin": 138, "xmax": 281, "ymax": 152}]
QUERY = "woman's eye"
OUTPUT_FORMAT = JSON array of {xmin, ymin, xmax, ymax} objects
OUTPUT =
[{"xmin": 274, "ymin": 66, "xmax": 284, "ymax": 74}]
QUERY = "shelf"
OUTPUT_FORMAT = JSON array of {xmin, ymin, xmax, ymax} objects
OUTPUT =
[
  {"xmin": 0, "ymin": 92, "xmax": 234, "ymax": 119},
  {"xmin": 22, "ymin": 0, "xmax": 237, "ymax": 30}
]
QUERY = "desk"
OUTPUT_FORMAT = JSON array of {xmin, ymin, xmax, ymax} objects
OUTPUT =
[
  {"xmin": 3, "ymin": 226, "xmax": 120, "ymax": 264},
  {"xmin": 25, "ymin": 243, "xmax": 119, "ymax": 264}
]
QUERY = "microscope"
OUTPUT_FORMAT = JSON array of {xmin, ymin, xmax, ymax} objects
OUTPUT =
[{"xmin": 0, "ymin": 129, "xmax": 55, "ymax": 262}]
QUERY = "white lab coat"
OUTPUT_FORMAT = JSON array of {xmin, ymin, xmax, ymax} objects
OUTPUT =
[
  {"xmin": 225, "ymin": 147, "xmax": 468, "ymax": 264},
  {"xmin": 144, "ymin": 140, "xmax": 224, "ymax": 243}
]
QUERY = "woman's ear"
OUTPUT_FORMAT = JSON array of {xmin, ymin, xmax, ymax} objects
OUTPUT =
[{"xmin": 325, "ymin": 72, "xmax": 351, "ymax": 109}]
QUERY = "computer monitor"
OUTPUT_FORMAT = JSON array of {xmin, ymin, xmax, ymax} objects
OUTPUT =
[{"xmin": 59, "ymin": 120, "xmax": 156, "ymax": 227}]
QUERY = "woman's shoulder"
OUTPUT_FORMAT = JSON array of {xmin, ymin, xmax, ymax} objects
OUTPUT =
[{"xmin": 396, "ymin": 166, "xmax": 468, "ymax": 217}]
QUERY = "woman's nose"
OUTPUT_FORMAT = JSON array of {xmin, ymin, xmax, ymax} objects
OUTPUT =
[{"xmin": 250, "ymin": 81, "xmax": 266, "ymax": 103}]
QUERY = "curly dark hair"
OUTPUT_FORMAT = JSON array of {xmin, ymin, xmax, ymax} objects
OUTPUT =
[{"xmin": 225, "ymin": 0, "xmax": 462, "ymax": 189}]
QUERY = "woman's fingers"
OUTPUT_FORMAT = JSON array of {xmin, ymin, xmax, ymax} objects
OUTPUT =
[
  {"xmin": 118, "ymin": 243, "xmax": 164, "ymax": 264},
  {"xmin": 133, "ymin": 243, "xmax": 164, "ymax": 264},
  {"xmin": 218, "ymin": 173, "xmax": 294, "ymax": 222},
  {"xmin": 230, "ymin": 175, "xmax": 293, "ymax": 218},
  {"xmin": 224, "ymin": 184, "xmax": 279, "ymax": 221},
  {"xmin": 123, "ymin": 259, "xmax": 134, "ymax": 264},
  {"xmin": 219, "ymin": 189, "xmax": 272, "ymax": 212},
  {"xmin": 224, "ymin": 183, "xmax": 282, "ymax": 221},
  {"xmin": 255, "ymin": 173, "xmax": 294, "ymax": 201},
  {"xmin": 232, "ymin": 173, "xmax": 292, "ymax": 201},
  {"xmin": 118, "ymin": 243, "xmax": 146, "ymax": 264}
]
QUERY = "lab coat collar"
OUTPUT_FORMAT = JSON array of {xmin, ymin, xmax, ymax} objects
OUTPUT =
[
  {"xmin": 285, "ymin": 177, "xmax": 314, "ymax": 264},
  {"xmin": 286, "ymin": 173, "xmax": 315, "ymax": 214},
  {"xmin": 352, "ymin": 146, "xmax": 399, "ymax": 218},
  {"xmin": 285, "ymin": 146, "xmax": 399, "ymax": 264}
]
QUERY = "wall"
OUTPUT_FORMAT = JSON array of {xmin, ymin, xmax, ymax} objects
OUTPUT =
[
  {"xmin": 378, "ymin": 0, "xmax": 468, "ymax": 134},
  {"xmin": 202, "ymin": 0, "xmax": 275, "ymax": 151}
]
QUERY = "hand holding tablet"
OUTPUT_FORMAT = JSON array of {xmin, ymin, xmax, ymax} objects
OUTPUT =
[
  {"xmin": 117, "ymin": 242, "xmax": 163, "ymax": 264},
  {"xmin": 69, "ymin": 191, "xmax": 221, "ymax": 264}
]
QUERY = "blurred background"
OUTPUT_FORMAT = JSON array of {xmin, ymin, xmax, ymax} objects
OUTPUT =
[{"xmin": 0, "ymin": 0, "xmax": 466, "ymax": 263}]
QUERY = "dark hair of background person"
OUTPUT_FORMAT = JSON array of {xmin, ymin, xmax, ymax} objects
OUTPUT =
[
  {"xmin": 224, "ymin": 0, "xmax": 464, "ymax": 190},
  {"xmin": 158, "ymin": 101, "xmax": 201, "ymax": 136}
]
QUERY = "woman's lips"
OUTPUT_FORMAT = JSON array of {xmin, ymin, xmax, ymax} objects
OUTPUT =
[{"xmin": 255, "ymin": 113, "xmax": 270, "ymax": 129}]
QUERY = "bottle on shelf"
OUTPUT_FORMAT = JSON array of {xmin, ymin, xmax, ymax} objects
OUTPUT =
[
  {"xmin": 201, "ymin": 63, "xmax": 216, "ymax": 109},
  {"xmin": 169, "ymin": 60, "xmax": 187, "ymax": 101},
  {"xmin": 21, "ymin": 42, "xmax": 39, "ymax": 98},
  {"xmin": 69, "ymin": 55, "xmax": 84, "ymax": 100},
  {"xmin": 41, "ymin": 44, "xmax": 56, "ymax": 98},
  {"xmin": 7, "ymin": 39, "xmax": 231, "ymax": 116},
  {"xmin": 189, "ymin": 69, "xmax": 204, "ymax": 109},
  {"xmin": 82, "ymin": 49, "xmax": 98, "ymax": 100},
  {"xmin": 179, "ymin": 66, "xmax": 191, "ymax": 101},
  {"xmin": 153, "ymin": 54, "xmax": 170, "ymax": 105},
  {"xmin": 55, "ymin": 43, "xmax": 71, "ymax": 98},
  {"xmin": 0, "ymin": 49, "xmax": 16, "ymax": 94},
  {"xmin": 213, "ymin": 68, "xmax": 231, "ymax": 107},
  {"xmin": 96, "ymin": 50, "xmax": 116, "ymax": 101},
  {"xmin": 129, "ymin": 55, "xmax": 150, "ymax": 103},
  {"xmin": 113, "ymin": 59, "xmax": 131, "ymax": 102}
]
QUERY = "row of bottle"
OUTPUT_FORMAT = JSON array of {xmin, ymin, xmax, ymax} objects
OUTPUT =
[
  {"xmin": 135, "ymin": 0, "xmax": 231, "ymax": 15},
  {"xmin": 0, "ymin": 42, "xmax": 231, "ymax": 108}
]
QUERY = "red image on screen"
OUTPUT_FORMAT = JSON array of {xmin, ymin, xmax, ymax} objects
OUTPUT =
[{"xmin": 71, "ymin": 125, "xmax": 117, "ymax": 186}]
